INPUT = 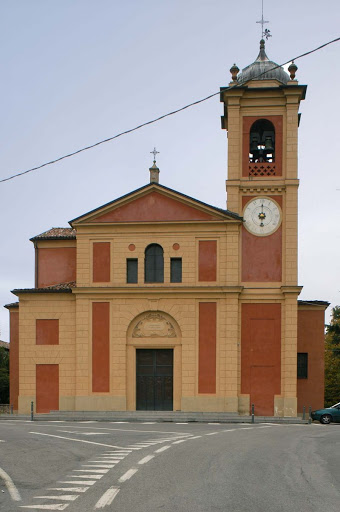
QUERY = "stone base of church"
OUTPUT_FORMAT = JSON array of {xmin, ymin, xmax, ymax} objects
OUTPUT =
[
  {"xmin": 181, "ymin": 396, "xmax": 239, "ymax": 412},
  {"xmin": 274, "ymin": 397, "xmax": 297, "ymax": 417},
  {"xmin": 17, "ymin": 394, "xmax": 298, "ymax": 417}
]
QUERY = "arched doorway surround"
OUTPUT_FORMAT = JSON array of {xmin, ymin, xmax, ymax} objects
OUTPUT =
[{"xmin": 126, "ymin": 311, "xmax": 182, "ymax": 411}]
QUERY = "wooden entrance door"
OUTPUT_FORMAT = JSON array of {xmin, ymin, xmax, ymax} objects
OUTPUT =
[{"xmin": 136, "ymin": 349, "xmax": 173, "ymax": 411}]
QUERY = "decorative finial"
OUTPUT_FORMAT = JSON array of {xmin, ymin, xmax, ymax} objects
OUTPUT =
[
  {"xmin": 256, "ymin": 0, "xmax": 271, "ymax": 39},
  {"xmin": 149, "ymin": 147, "xmax": 160, "ymax": 184},
  {"xmin": 288, "ymin": 61, "xmax": 298, "ymax": 80},
  {"xmin": 150, "ymin": 147, "xmax": 159, "ymax": 164},
  {"xmin": 230, "ymin": 63, "xmax": 239, "ymax": 82}
]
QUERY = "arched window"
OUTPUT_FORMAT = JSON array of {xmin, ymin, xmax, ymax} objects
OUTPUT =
[
  {"xmin": 145, "ymin": 244, "xmax": 164, "ymax": 283},
  {"xmin": 249, "ymin": 119, "xmax": 275, "ymax": 163}
]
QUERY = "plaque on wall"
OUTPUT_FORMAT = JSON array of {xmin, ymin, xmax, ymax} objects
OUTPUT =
[{"xmin": 132, "ymin": 313, "xmax": 176, "ymax": 338}]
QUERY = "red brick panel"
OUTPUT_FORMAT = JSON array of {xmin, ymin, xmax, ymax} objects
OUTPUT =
[
  {"xmin": 92, "ymin": 302, "xmax": 110, "ymax": 392},
  {"xmin": 93, "ymin": 242, "xmax": 111, "ymax": 282},
  {"xmin": 241, "ymin": 196, "xmax": 282, "ymax": 282},
  {"xmin": 93, "ymin": 191, "xmax": 217, "ymax": 223},
  {"xmin": 241, "ymin": 304, "xmax": 281, "ymax": 415},
  {"xmin": 198, "ymin": 302, "xmax": 217, "ymax": 393},
  {"xmin": 297, "ymin": 309, "xmax": 325, "ymax": 412},
  {"xmin": 36, "ymin": 319, "xmax": 59, "ymax": 345},
  {"xmin": 36, "ymin": 364, "xmax": 59, "ymax": 413},
  {"xmin": 242, "ymin": 227, "xmax": 282, "ymax": 282},
  {"xmin": 9, "ymin": 312, "xmax": 19, "ymax": 411},
  {"xmin": 37, "ymin": 247, "xmax": 76, "ymax": 288},
  {"xmin": 198, "ymin": 241, "xmax": 217, "ymax": 282}
]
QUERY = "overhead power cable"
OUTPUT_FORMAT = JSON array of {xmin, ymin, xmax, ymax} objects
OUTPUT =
[{"xmin": 1, "ymin": 36, "xmax": 339, "ymax": 184}]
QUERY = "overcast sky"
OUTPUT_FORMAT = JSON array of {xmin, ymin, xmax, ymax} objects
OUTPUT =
[{"xmin": 1, "ymin": 0, "xmax": 339, "ymax": 341}]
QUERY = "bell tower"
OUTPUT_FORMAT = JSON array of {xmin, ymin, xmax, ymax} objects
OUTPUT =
[{"xmin": 220, "ymin": 40, "xmax": 307, "ymax": 416}]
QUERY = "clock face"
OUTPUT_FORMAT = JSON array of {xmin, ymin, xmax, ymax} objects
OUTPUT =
[{"xmin": 243, "ymin": 197, "xmax": 282, "ymax": 236}]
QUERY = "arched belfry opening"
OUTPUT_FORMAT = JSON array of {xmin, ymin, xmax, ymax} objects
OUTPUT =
[{"xmin": 249, "ymin": 119, "xmax": 275, "ymax": 163}]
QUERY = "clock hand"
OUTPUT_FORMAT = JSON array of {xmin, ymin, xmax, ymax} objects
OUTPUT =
[{"xmin": 258, "ymin": 203, "xmax": 266, "ymax": 227}]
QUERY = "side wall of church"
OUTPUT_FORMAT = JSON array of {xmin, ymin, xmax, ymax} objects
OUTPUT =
[
  {"xmin": 297, "ymin": 307, "xmax": 325, "ymax": 412},
  {"xmin": 16, "ymin": 295, "xmax": 76, "ymax": 414}
]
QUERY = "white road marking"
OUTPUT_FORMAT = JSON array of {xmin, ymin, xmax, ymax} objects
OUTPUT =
[
  {"xmin": 89, "ymin": 460, "xmax": 118, "ymax": 464},
  {"xmin": 94, "ymin": 487, "xmax": 120, "ymax": 509},
  {"xmin": 48, "ymin": 487, "xmax": 89, "ymax": 493},
  {"xmin": 73, "ymin": 469, "xmax": 109, "ymax": 474},
  {"xmin": 208, "ymin": 422, "xmax": 220, "ymax": 425},
  {"xmin": 111, "ymin": 421, "xmax": 129, "ymax": 424},
  {"xmin": 134, "ymin": 441, "xmax": 159, "ymax": 445},
  {"xmin": 58, "ymin": 430, "xmax": 108, "ymax": 436},
  {"xmin": 0, "ymin": 467, "xmax": 21, "ymax": 501},
  {"xmin": 172, "ymin": 439, "xmax": 186, "ymax": 444},
  {"xmin": 206, "ymin": 432, "xmax": 219, "ymax": 436},
  {"xmin": 118, "ymin": 468, "xmax": 138, "ymax": 483},
  {"xmin": 141, "ymin": 422, "xmax": 156, "ymax": 424},
  {"xmin": 187, "ymin": 435, "xmax": 202, "ymax": 439},
  {"xmin": 257, "ymin": 425, "xmax": 273, "ymax": 429},
  {"xmin": 0, "ymin": 440, "xmax": 5, "ymax": 442},
  {"xmin": 103, "ymin": 450, "xmax": 131, "ymax": 454},
  {"xmin": 223, "ymin": 429, "xmax": 236, "ymax": 432},
  {"xmin": 59, "ymin": 480, "xmax": 97, "ymax": 485},
  {"xmin": 79, "ymin": 421, "xmax": 97, "ymax": 423},
  {"xmin": 66, "ymin": 474, "xmax": 103, "ymax": 480},
  {"xmin": 20, "ymin": 505, "xmax": 69, "ymax": 510},
  {"xmin": 34, "ymin": 495, "xmax": 78, "ymax": 501},
  {"xmin": 98, "ymin": 455, "xmax": 126, "ymax": 459},
  {"xmin": 34, "ymin": 424, "xmax": 188, "ymax": 435},
  {"xmin": 83, "ymin": 465, "xmax": 115, "ymax": 469},
  {"xmin": 126, "ymin": 444, "xmax": 151, "ymax": 448},
  {"xmin": 176, "ymin": 422, "xmax": 188, "ymax": 424},
  {"xmin": 138, "ymin": 455, "xmax": 155, "ymax": 465},
  {"xmin": 30, "ymin": 431, "xmax": 131, "ymax": 449},
  {"xmin": 48, "ymin": 421, "xmax": 65, "ymax": 423},
  {"xmin": 154, "ymin": 445, "xmax": 171, "ymax": 453}
]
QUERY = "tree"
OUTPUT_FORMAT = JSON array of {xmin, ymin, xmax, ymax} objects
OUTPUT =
[
  {"xmin": 0, "ymin": 347, "xmax": 9, "ymax": 404},
  {"xmin": 324, "ymin": 306, "xmax": 340, "ymax": 407}
]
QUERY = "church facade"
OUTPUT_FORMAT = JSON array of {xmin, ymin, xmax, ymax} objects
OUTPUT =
[{"xmin": 6, "ymin": 41, "xmax": 328, "ymax": 416}]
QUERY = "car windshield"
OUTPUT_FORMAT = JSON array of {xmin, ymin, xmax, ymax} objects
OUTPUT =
[{"xmin": 330, "ymin": 402, "xmax": 340, "ymax": 408}]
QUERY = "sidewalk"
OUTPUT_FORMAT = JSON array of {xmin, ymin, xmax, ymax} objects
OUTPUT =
[{"xmin": 0, "ymin": 410, "xmax": 309, "ymax": 424}]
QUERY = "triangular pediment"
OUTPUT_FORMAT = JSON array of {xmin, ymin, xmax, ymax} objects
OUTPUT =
[{"xmin": 70, "ymin": 184, "xmax": 241, "ymax": 226}]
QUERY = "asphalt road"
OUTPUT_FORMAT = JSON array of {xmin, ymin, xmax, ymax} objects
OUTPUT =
[{"xmin": 0, "ymin": 419, "xmax": 339, "ymax": 512}]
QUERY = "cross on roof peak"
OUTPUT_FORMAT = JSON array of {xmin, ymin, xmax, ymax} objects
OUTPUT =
[
  {"xmin": 150, "ymin": 147, "xmax": 159, "ymax": 164},
  {"xmin": 256, "ymin": 0, "xmax": 271, "ymax": 39}
]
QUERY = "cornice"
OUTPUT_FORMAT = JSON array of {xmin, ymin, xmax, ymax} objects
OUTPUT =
[{"xmin": 72, "ymin": 286, "xmax": 244, "ymax": 298}]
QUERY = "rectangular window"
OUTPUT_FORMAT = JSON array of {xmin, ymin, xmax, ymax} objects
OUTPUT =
[
  {"xmin": 127, "ymin": 259, "xmax": 138, "ymax": 283},
  {"xmin": 170, "ymin": 258, "xmax": 182, "ymax": 283},
  {"xmin": 297, "ymin": 353, "xmax": 308, "ymax": 379}
]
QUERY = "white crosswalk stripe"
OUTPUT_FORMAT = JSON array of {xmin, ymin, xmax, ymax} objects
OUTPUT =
[
  {"xmin": 20, "ymin": 505, "xmax": 69, "ymax": 510},
  {"xmin": 73, "ymin": 469, "xmax": 109, "ymax": 474},
  {"xmin": 59, "ymin": 480, "xmax": 97, "ymax": 485},
  {"xmin": 66, "ymin": 474, "xmax": 103, "ymax": 480},
  {"xmin": 34, "ymin": 495, "xmax": 78, "ymax": 501},
  {"xmin": 48, "ymin": 487, "xmax": 89, "ymax": 493}
]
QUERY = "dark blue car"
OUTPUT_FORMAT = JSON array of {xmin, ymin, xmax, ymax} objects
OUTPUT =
[{"xmin": 311, "ymin": 402, "xmax": 340, "ymax": 424}]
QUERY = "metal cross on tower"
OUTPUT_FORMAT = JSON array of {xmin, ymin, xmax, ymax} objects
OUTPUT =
[
  {"xmin": 256, "ymin": 0, "xmax": 271, "ymax": 39},
  {"xmin": 150, "ymin": 147, "xmax": 159, "ymax": 163}
]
